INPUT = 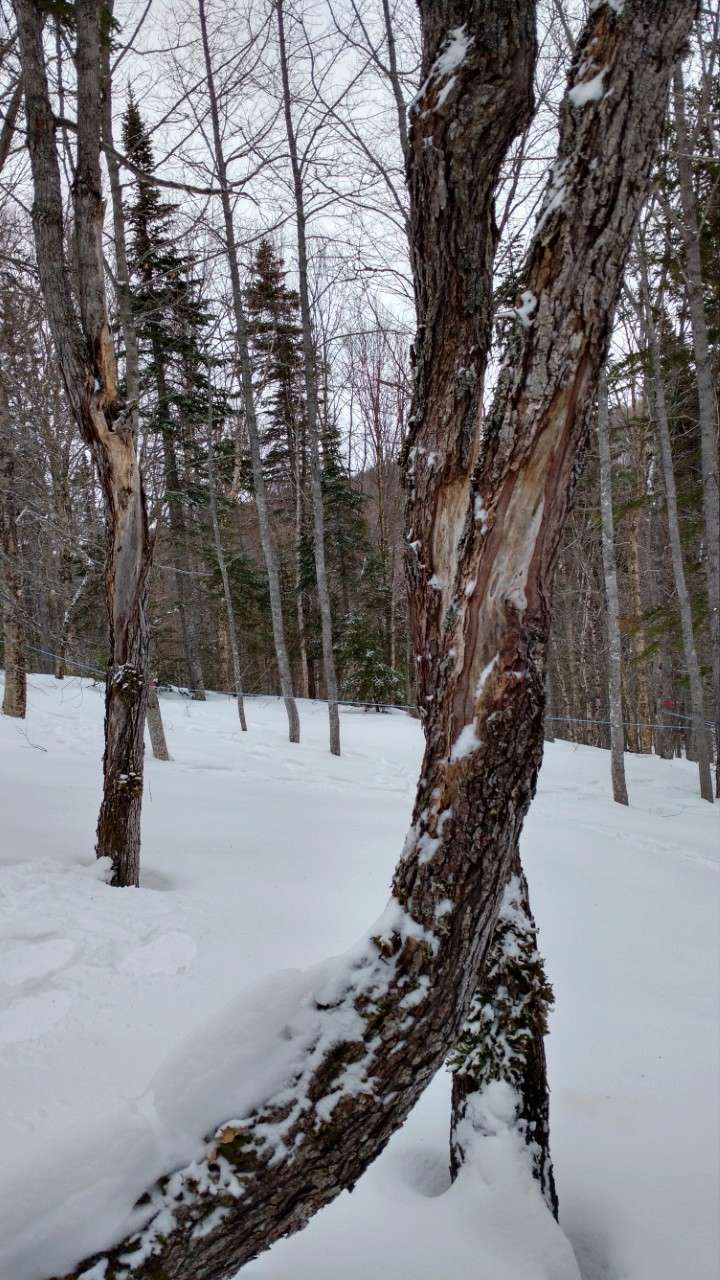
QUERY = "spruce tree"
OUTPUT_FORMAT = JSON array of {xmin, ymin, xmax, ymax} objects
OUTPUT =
[{"xmin": 122, "ymin": 94, "xmax": 209, "ymax": 697}]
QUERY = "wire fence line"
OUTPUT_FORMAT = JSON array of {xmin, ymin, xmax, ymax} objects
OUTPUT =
[{"xmin": 5, "ymin": 639, "xmax": 713, "ymax": 738}]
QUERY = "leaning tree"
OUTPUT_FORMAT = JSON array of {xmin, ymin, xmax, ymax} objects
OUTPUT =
[{"xmin": 15, "ymin": 1, "xmax": 696, "ymax": 1277}]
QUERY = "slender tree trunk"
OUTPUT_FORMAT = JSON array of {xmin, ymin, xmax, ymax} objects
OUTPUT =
[
  {"xmin": 146, "ymin": 678, "xmax": 170, "ymax": 760},
  {"xmin": 639, "ymin": 249, "xmax": 714, "ymax": 802},
  {"xmin": 450, "ymin": 845, "xmax": 557, "ymax": 1215},
  {"xmin": 294, "ymin": 444, "xmax": 310, "ymax": 698},
  {"xmin": 207, "ymin": 393, "xmax": 247, "ymax": 731},
  {"xmin": 0, "ymin": 369, "xmax": 26, "ymax": 719},
  {"xmin": 157, "ymin": 395, "xmax": 206, "ymax": 700},
  {"xmin": 17, "ymin": 0, "xmax": 152, "ymax": 886},
  {"xmin": 597, "ymin": 372, "xmax": 629, "ymax": 804},
  {"xmin": 673, "ymin": 65, "xmax": 720, "ymax": 794},
  {"xmin": 276, "ymin": 0, "xmax": 340, "ymax": 756},
  {"xmin": 52, "ymin": 5, "xmax": 697, "ymax": 1275},
  {"xmin": 627, "ymin": 502, "xmax": 653, "ymax": 752},
  {"xmin": 197, "ymin": 0, "xmax": 299, "ymax": 743}
]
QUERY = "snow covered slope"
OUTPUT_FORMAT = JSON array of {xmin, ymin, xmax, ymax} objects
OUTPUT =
[{"xmin": 0, "ymin": 676, "xmax": 717, "ymax": 1280}]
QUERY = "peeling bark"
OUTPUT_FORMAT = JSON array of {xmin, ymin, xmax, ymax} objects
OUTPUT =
[
  {"xmin": 46, "ymin": 3, "xmax": 697, "ymax": 1276},
  {"xmin": 15, "ymin": 0, "xmax": 151, "ymax": 885}
]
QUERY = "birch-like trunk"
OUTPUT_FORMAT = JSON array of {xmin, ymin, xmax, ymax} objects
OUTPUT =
[
  {"xmin": 672, "ymin": 66, "xmax": 720, "ymax": 794},
  {"xmin": 17, "ymin": 0, "xmax": 151, "ymax": 886},
  {"xmin": 50, "ymin": 4, "xmax": 697, "ymax": 1275},
  {"xmin": 0, "ymin": 368, "xmax": 26, "ymax": 719},
  {"xmin": 207, "ymin": 394, "xmax": 247, "ymax": 731},
  {"xmin": 597, "ymin": 372, "xmax": 628, "ymax": 804},
  {"xmin": 276, "ymin": 0, "xmax": 340, "ymax": 755},
  {"xmin": 639, "ymin": 249, "xmax": 714, "ymax": 803},
  {"xmin": 197, "ymin": 0, "xmax": 299, "ymax": 743}
]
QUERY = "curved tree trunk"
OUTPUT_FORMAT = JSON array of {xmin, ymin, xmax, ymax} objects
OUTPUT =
[
  {"xmin": 17, "ymin": 0, "xmax": 151, "ymax": 886},
  {"xmin": 197, "ymin": 0, "xmax": 299, "ymax": 744},
  {"xmin": 46, "ymin": 3, "xmax": 696, "ymax": 1276}
]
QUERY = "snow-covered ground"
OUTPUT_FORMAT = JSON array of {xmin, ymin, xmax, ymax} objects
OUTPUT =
[{"xmin": 0, "ymin": 675, "xmax": 717, "ymax": 1280}]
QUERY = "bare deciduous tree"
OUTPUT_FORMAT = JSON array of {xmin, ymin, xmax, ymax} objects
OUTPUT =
[{"xmin": 45, "ymin": 2, "xmax": 697, "ymax": 1276}]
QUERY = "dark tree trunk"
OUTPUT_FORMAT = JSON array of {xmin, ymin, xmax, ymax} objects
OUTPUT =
[
  {"xmin": 450, "ymin": 846, "xmax": 557, "ymax": 1216},
  {"xmin": 0, "ymin": 368, "xmax": 26, "ymax": 719},
  {"xmin": 46, "ymin": 3, "xmax": 697, "ymax": 1276},
  {"xmin": 16, "ymin": 0, "xmax": 152, "ymax": 886}
]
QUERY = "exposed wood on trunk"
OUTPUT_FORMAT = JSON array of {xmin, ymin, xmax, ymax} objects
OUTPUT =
[
  {"xmin": 597, "ymin": 372, "xmax": 628, "ymax": 804},
  {"xmin": 48, "ymin": 3, "xmax": 697, "ymax": 1276},
  {"xmin": 15, "ymin": 0, "xmax": 152, "ymax": 886}
]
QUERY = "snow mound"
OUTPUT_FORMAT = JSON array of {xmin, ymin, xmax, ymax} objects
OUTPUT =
[{"xmin": 0, "ymin": 676, "xmax": 717, "ymax": 1280}]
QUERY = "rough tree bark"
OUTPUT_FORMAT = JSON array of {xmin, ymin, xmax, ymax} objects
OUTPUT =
[
  {"xmin": 597, "ymin": 371, "xmax": 629, "ymax": 804},
  {"xmin": 15, "ymin": 0, "xmax": 152, "ymax": 885},
  {"xmin": 639, "ymin": 244, "xmax": 714, "ymax": 802},
  {"xmin": 47, "ymin": 3, "xmax": 697, "ymax": 1276},
  {"xmin": 146, "ymin": 677, "xmax": 170, "ymax": 761},
  {"xmin": 672, "ymin": 65, "xmax": 720, "ymax": 794},
  {"xmin": 197, "ymin": 0, "xmax": 299, "ymax": 743},
  {"xmin": 276, "ymin": 0, "xmax": 341, "ymax": 756},
  {"xmin": 0, "ymin": 367, "xmax": 26, "ymax": 719},
  {"xmin": 449, "ymin": 845, "xmax": 557, "ymax": 1214}
]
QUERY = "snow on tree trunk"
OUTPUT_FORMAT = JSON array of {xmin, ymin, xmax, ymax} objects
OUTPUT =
[
  {"xmin": 597, "ymin": 371, "xmax": 629, "ymax": 805},
  {"xmin": 17, "ymin": 0, "xmax": 152, "ymax": 887},
  {"xmin": 45, "ymin": 3, "xmax": 697, "ymax": 1276},
  {"xmin": 449, "ymin": 846, "xmax": 557, "ymax": 1216}
]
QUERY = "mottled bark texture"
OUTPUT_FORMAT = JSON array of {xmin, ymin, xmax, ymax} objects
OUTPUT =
[
  {"xmin": 597, "ymin": 372, "xmax": 628, "ymax": 805},
  {"xmin": 48, "ymin": 3, "xmax": 696, "ymax": 1277},
  {"xmin": 0, "ymin": 368, "xmax": 26, "ymax": 718},
  {"xmin": 449, "ymin": 846, "xmax": 557, "ymax": 1216},
  {"xmin": 15, "ymin": 0, "xmax": 151, "ymax": 885}
]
